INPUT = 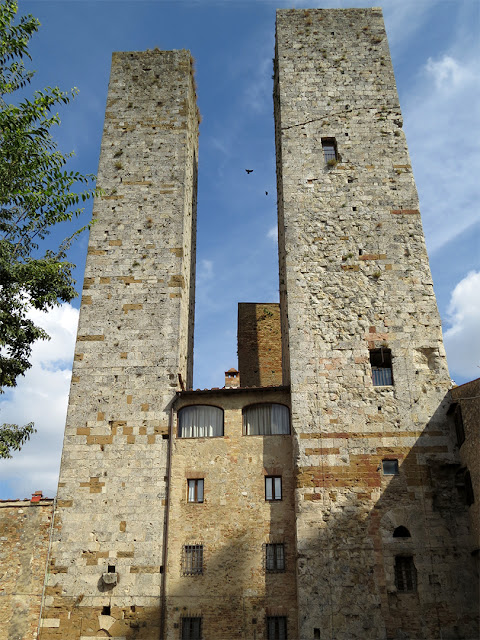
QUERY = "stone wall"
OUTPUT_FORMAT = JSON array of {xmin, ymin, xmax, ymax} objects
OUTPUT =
[
  {"xmin": 274, "ymin": 8, "xmax": 478, "ymax": 639},
  {"xmin": 0, "ymin": 498, "xmax": 54, "ymax": 640},
  {"xmin": 39, "ymin": 50, "xmax": 198, "ymax": 639},
  {"xmin": 451, "ymin": 378, "xmax": 480, "ymax": 553},
  {"xmin": 166, "ymin": 387, "xmax": 297, "ymax": 639},
  {"xmin": 238, "ymin": 303, "xmax": 283, "ymax": 387}
]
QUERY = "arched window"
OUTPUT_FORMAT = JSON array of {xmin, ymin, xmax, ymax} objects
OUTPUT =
[
  {"xmin": 243, "ymin": 404, "xmax": 290, "ymax": 435},
  {"xmin": 178, "ymin": 405, "xmax": 223, "ymax": 438},
  {"xmin": 393, "ymin": 526, "xmax": 411, "ymax": 538}
]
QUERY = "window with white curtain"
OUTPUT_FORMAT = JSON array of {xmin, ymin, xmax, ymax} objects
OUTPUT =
[
  {"xmin": 243, "ymin": 403, "xmax": 290, "ymax": 435},
  {"xmin": 178, "ymin": 405, "xmax": 224, "ymax": 438}
]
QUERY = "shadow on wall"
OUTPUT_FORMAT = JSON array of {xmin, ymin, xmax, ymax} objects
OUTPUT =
[{"xmin": 294, "ymin": 394, "xmax": 479, "ymax": 640}]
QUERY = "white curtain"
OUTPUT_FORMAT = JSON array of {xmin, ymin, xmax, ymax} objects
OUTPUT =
[
  {"xmin": 244, "ymin": 404, "xmax": 290, "ymax": 435},
  {"xmin": 178, "ymin": 405, "xmax": 223, "ymax": 437}
]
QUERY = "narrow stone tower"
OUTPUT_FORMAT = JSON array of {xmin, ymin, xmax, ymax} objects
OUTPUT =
[
  {"xmin": 40, "ymin": 50, "xmax": 198, "ymax": 638},
  {"xmin": 274, "ymin": 8, "xmax": 477, "ymax": 640}
]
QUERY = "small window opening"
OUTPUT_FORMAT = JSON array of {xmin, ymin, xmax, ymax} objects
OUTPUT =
[
  {"xmin": 267, "ymin": 616, "xmax": 287, "ymax": 640},
  {"xmin": 314, "ymin": 630, "xmax": 321, "ymax": 640},
  {"xmin": 130, "ymin": 605, "xmax": 136, "ymax": 612},
  {"xmin": 352, "ymin": 206, "xmax": 357, "ymax": 211},
  {"xmin": 370, "ymin": 348, "xmax": 393, "ymax": 386},
  {"xmin": 322, "ymin": 138, "xmax": 337, "ymax": 165},
  {"xmin": 107, "ymin": 565, "xmax": 116, "ymax": 573},
  {"xmin": 102, "ymin": 605, "xmax": 111, "ymax": 616},
  {"xmin": 359, "ymin": 248, "xmax": 363, "ymax": 255},
  {"xmin": 182, "ymin": 616, "xmax": 202, "ymax": 640},
  {"xmin": 393, "ymin": 526, "xmax": 411, "ymax": 538},
  {"xmin": 382, "ymin": 459, "xmax": 399, "ymax": 475},
  {"xmin": 187, "ymin": 478, "xmax": 204, "ymax": 503},
  {"xmin": 182, "ymin": 545, "xmax": 203, "ymax": 575},
  {"xmin": 265, "ymin": 543, "xmax": 285, "ymax": 572},
  {"xmin": 265, "ymin": 476, "xmax": 282, "ymax": 501},
  {"xmin": 394, "ymin": 556, "xmax": 417, "ymax": 592}
]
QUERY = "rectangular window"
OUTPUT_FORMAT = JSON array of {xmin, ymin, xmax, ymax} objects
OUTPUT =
[
  {"xmin": 394, "ymin": 556, "xmax": 417, "ymax": 592},
  {"xmin": 187, "ymin": 479, "xmax": 204, "ymax": 503},
  {"xmin": 321, "ymin": 137, "xmax": 337, "ymax": 165},
  {"xmin": 182, "ymin": 545, "xmax": 203, "ymax": 576},
  {"xmin": 265, "ymin": 476, "xmax": 282, "ymax": 501},
  {"xmin": 370, "ymin": 348, "xmax": 393, "ymax": 386},
  {"xmin": 382, "ymin": 459, "xmax": 399, "ymax": 475},
  {"xmin": 267, "ymin": 616, "xmax": 287, "ymax": 640},
  {"xmin": 181, "ymin": 617, "xmax": 202, "ymax": 640},
  {"xmin": 265, "ymin": 543, "xmax": 285, "ymax": 572}
]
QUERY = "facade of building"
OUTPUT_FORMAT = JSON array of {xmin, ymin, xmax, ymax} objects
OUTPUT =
[{"xmin": 11, "ymin": 7, "xmax": 475, "ymax": 640}]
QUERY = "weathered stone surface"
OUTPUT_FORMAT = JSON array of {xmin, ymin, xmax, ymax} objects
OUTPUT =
[
  {"xmin": 275, "ymin": 7, "xmax": 478, "ymax": 639},
  {"xmin": 39, "ymin": 49, "xmax": 198, "ymax": 639}
]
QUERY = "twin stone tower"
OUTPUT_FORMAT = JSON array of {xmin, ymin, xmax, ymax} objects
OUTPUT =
[{"xmin": 39, "ymin": 8, "xmax": 478, "ymax": 640}]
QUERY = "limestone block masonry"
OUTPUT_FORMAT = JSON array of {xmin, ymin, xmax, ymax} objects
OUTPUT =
[
  {"xmin": 275, "ymin": 8, "xmax": 478, "ymax": 640},
  {"xmin": 39, "ymin": 50, "xmax": 198, "ymax": 638}
]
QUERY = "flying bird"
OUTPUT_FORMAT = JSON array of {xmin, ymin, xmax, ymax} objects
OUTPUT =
[
  {"xmin": 245, "ymin": 169, "xmax": 253, "ymax": 174},
  {"xmin": 265, "ymin": 191, "xmax": 268, "ymax": 195}
]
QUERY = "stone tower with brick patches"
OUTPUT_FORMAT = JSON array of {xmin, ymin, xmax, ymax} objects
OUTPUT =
[
  {"xmin": 37, "ymin": 9, "xmax": 479, "ymax": 640},
  {"xmin": 274, "ymin": 8, "xmax": 477, "ymax": 640},
  {"xmin": 40, "ymin": 50, "xmax": 198, "ymax": 637}
]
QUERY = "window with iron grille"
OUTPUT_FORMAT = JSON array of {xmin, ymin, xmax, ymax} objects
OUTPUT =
[
  {"xmin": 267, "ymin": 616, "xmax": 287, "ymax": 640},
  {"xmin": 265, "ymin": 543, "xmax": 285, "ymax": 572},
  {"xmin": 394, "ymin": 556, "xmax": 417, "ymax": 592},
  {"xmin": 187, "ymin": 479, "xmax": 204, "ymax": 503},
  {"xmin": 182, "ymin": 545, "xmax": 203, "ymax": 576},
  {"xmin": 265, "ymin": 476, "xmax": 282, "ymax": 501},
  {"xmin": 181, "ymin": 616, "xmax": 202, "ymax": 640},
  {"xmin": 370, "ymin": 348, "xmax": 393, "ymax": 386},
  {"xmin": 453, "ymin": 404, "xmax": 465, "ymax": 447},
  {"xmin": 321, "ymin": 137, "xmax": 337, "ymax": 164}
]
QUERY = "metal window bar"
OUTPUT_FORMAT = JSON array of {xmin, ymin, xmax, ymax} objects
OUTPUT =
[
  {"xmin": 394, "ymin": 556, "xmax": 417, "ymax": 592},
  {"xmin": 372, "ymin": 366, "xmax": 393, "ymax": 386},
  {"xmin": 183, "ymin": 545, "xmax": 203, "ymax": 575},
  {"xmin": 323, "ymin": 145, "xmax": 336, "ymax": 162},
  {"xmin": 267, "ymin": 616, "xmax": 287, "ymax": 640},
  {"xmin": 182, "ymin": 617, "xmax": 202, "ymax": 640}
]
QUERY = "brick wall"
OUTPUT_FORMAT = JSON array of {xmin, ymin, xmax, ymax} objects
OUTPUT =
[{"xmin": 238, "ymin": 303, "xmax": 282, "ymax": 387}]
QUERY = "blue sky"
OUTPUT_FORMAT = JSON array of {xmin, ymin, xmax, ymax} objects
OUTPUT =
[{"xmin": 0, "ymin": 0, "xmax": 479, "ymax": 499}]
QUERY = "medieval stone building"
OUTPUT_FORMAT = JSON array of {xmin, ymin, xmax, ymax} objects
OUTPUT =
[{"xmin": 2, "ymin": 7, "xmax": 478, "ymax": 640}]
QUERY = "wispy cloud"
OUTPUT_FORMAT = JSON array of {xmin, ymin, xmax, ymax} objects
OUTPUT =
[{"xmin": 403, "ymin": 51, "xmax": 480, "ymax": 254}]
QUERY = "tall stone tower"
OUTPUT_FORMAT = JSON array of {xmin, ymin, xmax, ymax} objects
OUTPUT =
[
  {"xmin": 40, "ymin": 50, "xmax": 198, "ymax": 638},
  {"xmin": 275, "ymin": 8, "xmax": 477, "ymax": 640}
]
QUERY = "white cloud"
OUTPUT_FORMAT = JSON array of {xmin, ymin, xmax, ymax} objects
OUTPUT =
[
  {"xmin": 267, "ymin": 225, "xmax": 278, "ymax": 242},
  {"xmin": 0, "ymin": 303, "xmax": 79, "ymax": 499},
  {"xmin": 444, "ymin": 271, "xmax": 480, "ymax": 380},
  {"xmin": 425, "ymin": 55, "xmax": 473, "ymax": 90}
]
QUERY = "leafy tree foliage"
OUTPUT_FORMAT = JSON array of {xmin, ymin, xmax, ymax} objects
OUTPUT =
[{"xmin": 0, "ymin": 0, "xmax": 97, "ymax": 457}]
